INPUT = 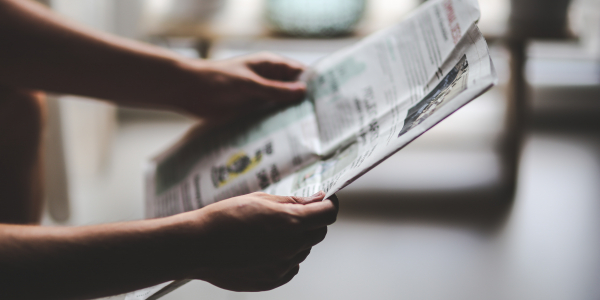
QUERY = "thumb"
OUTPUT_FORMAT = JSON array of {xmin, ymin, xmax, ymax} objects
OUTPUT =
[
  {"xmin": 251, "ymin": 75, "xmax": 307, "ymax": 104},
  {"xmin": 295, "ymin": 199, "xmax": 338, "ymax": 230},
  {"xmin": 291, "ymin": 191, "xmax": 326, "ymax": 205},
  {"xmin": 247, "ymin": 52, "xmax": 306, "ymax": 80}
]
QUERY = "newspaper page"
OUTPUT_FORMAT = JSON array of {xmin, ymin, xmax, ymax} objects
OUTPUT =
[{"xmin": 128, "ymin": 0, "xmax": 496, "ymax": 298}]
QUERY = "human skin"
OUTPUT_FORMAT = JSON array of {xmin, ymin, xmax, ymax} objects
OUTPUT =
[
  {"xmin": 0, "ymin": 0, "xmax": 337, "ymax": 299},
  {"xmin": 0, "ymin": 0, "xmax": 307, "ymax": 118},
  {"xmin": 0, "ymin": 192, "xmax": 338, "ymax": 299}
]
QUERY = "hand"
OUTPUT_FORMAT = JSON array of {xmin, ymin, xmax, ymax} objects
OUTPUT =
[
  {"xmin": 177, "ymin": 191, "xmax": 338, "ymax": 292},
  {"xmin": 176, "ymin": 52, "xmax": 307, "ymax": 119}
]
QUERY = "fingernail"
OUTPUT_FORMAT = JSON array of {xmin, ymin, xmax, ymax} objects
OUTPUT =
[{"xmin": 310, "ymin": 191, "xmax": 324, "ymax": 198}]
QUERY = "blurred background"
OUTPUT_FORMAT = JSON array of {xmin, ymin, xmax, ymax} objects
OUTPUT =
[{"xmin": 34, "ymin": 0, "xmax": 600, "ymax": 299}]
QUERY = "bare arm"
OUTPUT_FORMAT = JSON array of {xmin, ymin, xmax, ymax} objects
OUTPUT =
[
  {"xmin": 0, "ymin": 0, "xmax": 306, "ymax": 118},
  {"xmin": 0, "ymin": 192, "xmax": 338, "ymax": 300},
  {"xmin": 0, "ymin": 215, "xmax": 189, "ymax": 299}
]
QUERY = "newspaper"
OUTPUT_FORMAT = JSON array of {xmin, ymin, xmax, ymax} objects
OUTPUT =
[{"xmin": 127, "ymin": 0, "xmax": 496, "ymax": 298}]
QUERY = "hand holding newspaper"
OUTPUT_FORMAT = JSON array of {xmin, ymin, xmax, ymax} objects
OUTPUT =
[{"xmin": 128, "ymin": 0, "xmax": 497, "ymax": 298}]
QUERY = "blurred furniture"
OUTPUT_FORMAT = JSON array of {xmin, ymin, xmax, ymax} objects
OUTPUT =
[
  {"xmin": 527, "ymin": 41, "xmax": 600, "ymax": 126},
  {"xmin": 501, "ymin": 0, "xmax": 574, "ymax": 201},
  {"xmin": 266, "ymin": 0, "xmax": 366, "ymax": 36},
  {"xmin": 142, "ymin": 0, "xmax": 225, "ymax": 36}
]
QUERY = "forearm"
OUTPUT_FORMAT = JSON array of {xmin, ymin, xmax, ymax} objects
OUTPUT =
[
  {"xmin": 0, "ymin": 0, "xmax": 195, "ymax": 109},
  {"xmin": 0, "ymin": 214, "xmax": 199, "ymax": 300},
  {"xmin": 0, "ymin": 193, "xmax": 337, "ymax": 298}
]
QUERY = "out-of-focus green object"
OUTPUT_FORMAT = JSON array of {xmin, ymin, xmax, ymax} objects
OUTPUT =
[{"xmin": 266, "ymin": 0, "xmax": 367, "ymax": 37}]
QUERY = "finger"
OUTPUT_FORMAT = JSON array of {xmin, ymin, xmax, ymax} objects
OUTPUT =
[
  {"xmin": 267, "ymin": 249, "xmax": 311, "ymax": 279},
  {"xmin": 250, "ymin": 192, "xmax": 300, "ymax": 204},
  {"xmin": 278, "ymin": 228, "xmax": 326, "ymax": 258},
  {"xmin": 299, "ymin": 227, "xmax": 327, "ymax": 250},
  {"xmin": 278, "ymin": 230, "xmax": 324, "ymax": 258},
  {"xmin": 328, "ymin": 193, "xmax": 340, "ymax": 211},
  {"xmin": 293, "ymin": 199, "xmax": 338, "ymax": 230},
  {"xmin": 251, "ymin": 75, "xmax": 306, "ymax": 104},
  {"xmin": 254, "ymin": 192, "xmax": 324, "ymax": 205},
  {"xmin": 248, "ymin": 52, "xmax": 306, "ymax": 80},
  {"xmin": 290, "ymin": 191, "xmax": 326, "ymax": 205},
  {"xmin": 274, "ymin": 265, "xmax": 300, "ymax": 289},
  {"xmin": 251, "ymin": 61, "xmax": 305, "ymax": 81},
  {"xmin": 251, "ymin": 265, "xmax": 301, "ymax": 292},
  {"xmin": 204, "ymin": 265, "xmax": 297, "ymax": 292},
  {"xmin": 292, "ymin": 248, "xmax": 312, "ymax": 265}
]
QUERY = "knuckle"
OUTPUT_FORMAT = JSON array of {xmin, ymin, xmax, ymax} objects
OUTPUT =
[
  {"xmin": 284, "ymin": 251, "xmax": 298, "ymax": 261},
  {"xmin": 263, "ymin": 266, "xmax": 286, "ymax": 282},
  {"xmin": 265, "ymin": 272, "xmax": 280, "ymax": 282},
  {"xmin": 281, "ymin": 245, "xmax": 300, "ymax": 260},
  {"xmin": 251, "ymin": 192, "xmax": 269, "ymax": 198},
  {"xmin": 288, "ymin": 195, "xmax": 303, "ymax": 203},
  {"xmin": 262, "ymin": 208, "xmax": 296, "ymax": 230},
  {"xmin": 243, "ymin": 76, "xmax": 262, "ymax": 89},
  {"xmin": 211, "ymin": 72, "xmax": 231, "ymax": 86},
  {"xmin": 274, "ymin": 249, "xmax": 293, "ymax": 261},
  {"xmin": 258, "ymin": 281, "xmax": 282, "ymax": 292},
  {"xmin": 299, "ymin": 249, "xmax": 312, "ymax": 263},
  {"xmin": 328, "ymin": 211, "xmax": 338, "ymax": 223},
  {"xmin": 277, "ymin": 212, "xmax": 300, "ymax": 229},
  {"xmin": 282, "ymin": 208, "xmax": 302, "ymax": 227},
  {"xmin": 257, "ymin": 51, "xmax": 278, "ymax": 60},
  {"xmin": 1, "ymin": 88, "xmax": 45, "ymax": 117},
  {"xmin": 284, "ymin": 196, "xmax": 298, "ymax": 203},
  {"xmin": 317, "ymin": 230, "xmax": 327, "ymax": 243},
  {"xmin": 317, "ymin": 226, "xmax": 328, "ymax": 237},
  {"xmin": 0, "ymin": 87, "xmax": 45, "ymax": 139}
]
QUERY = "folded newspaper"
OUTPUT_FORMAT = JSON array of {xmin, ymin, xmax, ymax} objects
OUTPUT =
[{"xmin": 127, "ymin": 0, "xmax": 497, "ymax": 298}]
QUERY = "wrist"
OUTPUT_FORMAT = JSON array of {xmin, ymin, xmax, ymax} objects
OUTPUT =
[
  {"xmin": 154, "ymin": 209, "xmax": 212, "ymax": 279},
  {"xmin": 166, "ymin": 58, "xmax": 216, "ymax": 115}
]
